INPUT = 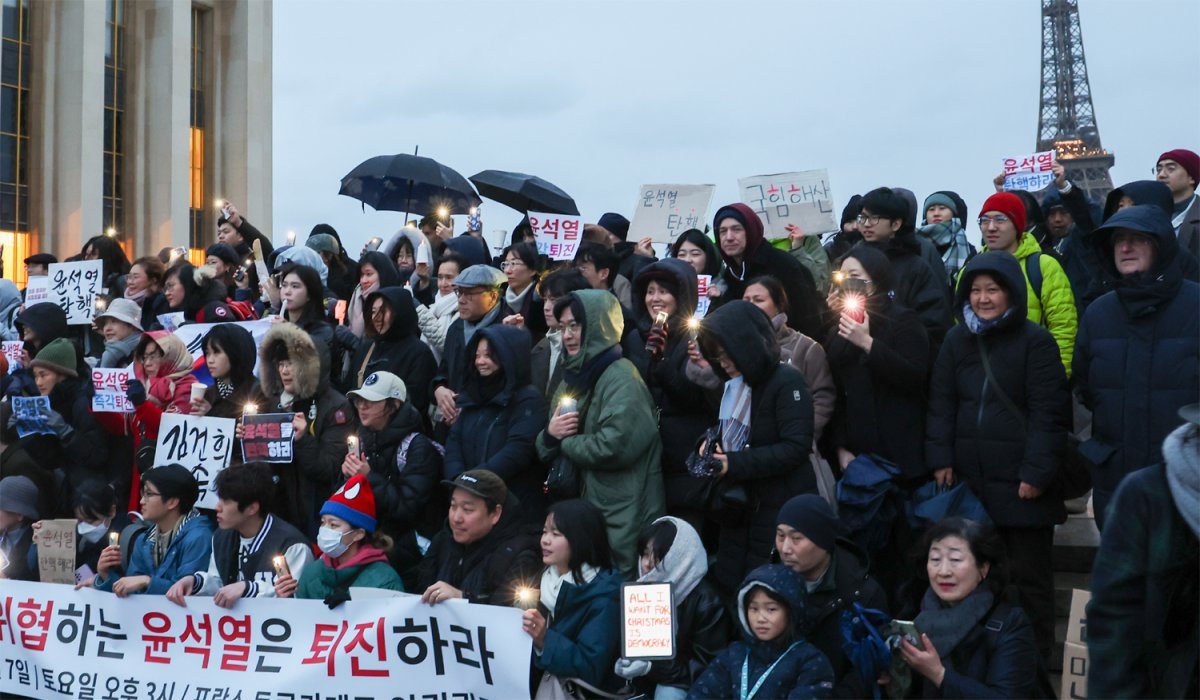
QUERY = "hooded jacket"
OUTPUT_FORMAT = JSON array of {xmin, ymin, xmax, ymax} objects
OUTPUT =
[
  {"xmin": 343, "ymin": 251, "xmax": 402, "ymax": 340},
  {"xmin": 13, "ymin": 302, "xmax": 68, "ymax": 354},
  {"xmin": 895, "ymin": 186, "xmax": 952, "ymax": 292},
  {"xmin": 536, "ymin": 290, "xmax": 665, "ymax": 577},
  {"xmin": 445, "ymin": 325, "xmax": 548, "ymax": 520},
  {"xmin": 698, "ymin": 301, "xmax": 816, "ymax": 593},
  {"xmin": 1074, "ymin": 205, "xmax": 1200, "ymax": 526},
  {"xmin": 714, "ymin": 203, "xmax": 826, "ymax": 339},
  {"xmin": 200, "ymin": 324, "xmax": 261, "ymax": 421},
  {"xmin": 687, "ymin": 564, "xmax": 834, "ymax": 700},
  {"xmin": 0, "ymin": 279, "xmax": 21, "ymax": 342},
  {"xmin": 927, "ymin": 253, "xmax": 1070, "ymax": 527},
  {"xmin": 347, "ymin": 286, "xmax": 437, "ymax": 418}
]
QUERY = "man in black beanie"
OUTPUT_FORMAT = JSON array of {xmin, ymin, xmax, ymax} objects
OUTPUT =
[{"xmin": 776, "ymin": 494, "xmax": 888, "ymax": 696}]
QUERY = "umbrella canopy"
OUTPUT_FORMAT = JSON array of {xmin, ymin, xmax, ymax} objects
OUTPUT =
[
  {"xmin": 339, "ymin": 154, "xmax": 481, "ymax": 215},
  {"xmin": 468, "ymin": 169, "xmax": 580, "ymax": 215}
]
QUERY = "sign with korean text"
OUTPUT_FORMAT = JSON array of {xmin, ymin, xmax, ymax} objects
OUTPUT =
[
  {"xmin": 695, "ymin": 274, "xmax": 713, "ymax": 319},
  {"xmin": 1002, "ymin": 150, "xmax": 1055, "ymax": 192},
  {"xmin": 23, "ymin": 276, "xmax": 52, "ymax": 308},
  {"xmin": 90, "ymin": 366, "xmax": 135, "ymax": 414},
  {"xmin": 621, "ymin": 582, "xmax": 675, "ymax": 660},
  {"xmin": 240, "ymin": 413, "xmax": 295, "ymax": 463},
  {"xmin": 34, "ymin": 519, "xmax": 77, "ymax": 585},
  {"xmin": 152, "ymin": 414, "xmax": 236, "ymax": 509},
  {"xmin": 2, "ymin": 340, "xmax": 22, "ymax": 374},
  {"xmin": 0, "ymin": 579, "xmax": 532, "ymax": 700},
  {"xmin": 173, "ymin": 319, "xmax": 272, "ymax": 374},
  {"xmin": 47, "ymin": 260, "xmax": 104, "ymax": 325},
  {"xmin": 12, "ymin": 396, "xmax": 54, "ymax": 438},
  {"xmin": 739, "ymin": 170, "xmax": 837, "ymax": 238},
  {"xmin": 629, "ymin": 184, "xmax": 716, "ymax": 246},
  {"xmin": 529, "ymin": 211, "xmax": 583, "ymax": 261}
]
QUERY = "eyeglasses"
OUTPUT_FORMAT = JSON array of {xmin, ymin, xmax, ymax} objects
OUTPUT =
[
  {"xmin": 142, "ymin": 350, "xmax": 164, "ymax": 362},
  {"xmin": 500, "ymin": 260, "xmax": 526, "ymax": 270},
  {"xmin": 855, "ymin": 214, "xmax": 882, "ymax": 226},
  {"xmin": 141, "ymin": 487, "xmax": 162, "ymax": 500},
  {"xmin": 560, "ymin": 321, "xmax": 583, "ymax": 336},
  {"xmin": 977, "ymin": 215, "xmax": 1012, "ymax": 228},
  {"xmin": 455, "ymin": 288, "xmax": 490, "ymax": 298},
  {"xmin": 1154, "ymin": 163, "xmax": 1181, "ymax": 175}
]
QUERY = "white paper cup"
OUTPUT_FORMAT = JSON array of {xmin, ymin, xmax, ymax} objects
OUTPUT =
[{"xmin": 190, "ymin": 383, "xmax": 209, "ymax": 402}]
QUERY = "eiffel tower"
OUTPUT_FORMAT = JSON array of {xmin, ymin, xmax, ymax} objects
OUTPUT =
[{"xmin": 1036, "ymin": 0, "xmax": 1115, "ymax": 203}]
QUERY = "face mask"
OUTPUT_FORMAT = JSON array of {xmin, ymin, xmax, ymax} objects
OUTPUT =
[
  {"xmin": 316, "ymin": 526, "xmax": 350, "ymax": 558},
  {"xmin": 77, "ymin": 520, "xmax": 109, "ymax": 544}
]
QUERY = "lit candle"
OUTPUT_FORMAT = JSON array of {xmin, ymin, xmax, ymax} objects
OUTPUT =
[
  {"xmin": 346, "ymin": 434, "xmax": 360, "ymax": 456},
  {"xmin": 105, "ymin": 227, "xmax": 117, "ymax": 238},
  {"xmin": 833, "ymin": 270, "xmax": 845, "ymax": 286},
  {"xmin": 273, "ymin": 555, "xmax": 290, "ymax": 577},
  {"xmin": 109, "ymin": 532, "xmax": 120, "ymax": 547},
  {"xmin": 286, "ymin": 231, "xmax": 296, "ymax": 245},
  {"xmin": 515, "ymin": 586, "xmax": 538, "ymax": 610},
  {"xmin": 213, "ymin": 198, "xmax": 225, "ymax": 210},
  {"xmin": 243, "ymin": 403, "xmax": 258, "ymax": 416},
  {"xmin": 558, "ymin": 395, "xmax": 577, "ymax": 415},
  {"xmin": 686, "ymin": 316, "xmax": 701, "ymax": 341},
  {"xmin": 95, "ymin": 298, "xmax": 108, "ymax": 312}
]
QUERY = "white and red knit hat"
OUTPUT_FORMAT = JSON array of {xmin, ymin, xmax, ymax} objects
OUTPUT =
[{"xmin": 320, "ymin": 474, "xmax": 377, "ymax": 533}]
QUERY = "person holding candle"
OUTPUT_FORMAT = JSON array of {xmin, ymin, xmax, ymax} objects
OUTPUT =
[
  {"xmin": 335, "ymin": 251, "xmax": 402, "ymax": 386},
  {"xmin": 530, "ymin": 268, "xmax": 591, "ymax": 400},
  {"xmin": 190, "ymin": 323, "xmax": 260, "ymax": 421},
  {"xmin": 27, "ymin": 479, "xmax": 129, "ymax": 585}
]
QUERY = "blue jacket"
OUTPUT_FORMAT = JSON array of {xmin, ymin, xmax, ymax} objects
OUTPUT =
[
  {"xmin": 95, "ymin": 513, "xmax": 214, "ymax": 595},
  {"xmin": 689, "ymin": 564, "xmax": 833, "ymax": 700},
  {"xmin": 536, "ymin": 568, "xmax": 624, "ymax": 692},
  {"xmin": 1073, "ymin": 205, "xmax": 1200, "ymax": 525}
]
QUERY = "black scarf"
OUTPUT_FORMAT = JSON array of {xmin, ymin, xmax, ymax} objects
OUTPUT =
[
  {"xmin": 468, "ymin": 370, "xmax": 506, "ymax": 405},
  {"xmin": 913, "ymin": 586, "xmax": 996, "ymax": 657}
]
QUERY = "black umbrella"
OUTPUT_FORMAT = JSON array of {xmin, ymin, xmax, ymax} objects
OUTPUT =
[
  {"xmin": 339, "ymin": 154, "xmax": 481, "ymax": 216},
  {"xmin": 468, "ymin": 170, "xmax": 580, "ymax": 215}
]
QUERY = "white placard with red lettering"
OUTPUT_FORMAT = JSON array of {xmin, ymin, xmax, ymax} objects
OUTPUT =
[
  {"xmin": 529, "ymin": 211, "xmax": 584, "ymax": 261},
  {"xmin": 695, "ymin": 275, "xmax": 713, "ymax": 319},
  {"xmin": 630, "ymin": 184, "xmax": 716, "ymax": 246},
  {"xmin": 90, "ymin": 366, "xmax": 135, "ymax": 413},
  {"xmin": 2, "ymin": 341, "xmax": 22, "ymax": 373},
  {"xmin": 1002, "ymin": 150, "xmax": 1055, "ymax": 192},
  {"xmin": 739, "ymin": 170, "xmax": 837, "ymax": 238},
  {"xmin": 23, "ymin": 276, "xmax": 51, "ymax": 307},
  {"xmin": 621, "ymin": 582, "xmax": 675, "ymax": 660}
]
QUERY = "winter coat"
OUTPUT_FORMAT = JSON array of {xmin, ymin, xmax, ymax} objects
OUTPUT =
[
  {"xmin": 346, "ymin": 287, "xmax": 437, "ymax": 418},
  {"xmin": 433, "ymin": 301, "xmax": 505, "ymax": 396},
  {"xmin": 824, "ymin": 296, "xmax": 929, "ymax": 481},
  {"xmin": 136, "ymin": 292, "xmax": 172, "ymax": 332},
  {"xmin": 94, "ymin": 512, "xmax": 215, "ymax": 595},
  {"xmin": 297, "ymin": 546, "xmax": 404, "ymax": 602},
  {"xmin": 445, "ymin": 325, "xmax": 548, "ymax": 520},
  {"xmin": 1175, "ymin": 194, "xmax": 1200, "ymax": 262},
  {"xmin": 499, "ymin": 283, "xmax": 547, "ymax": 345},
  {"xmin": 927, "ymin": 253, "xmax": 1070, "ymax": 528},
  {"xmin": 775, "ymin": 319, "xmax": 835, "ymax": 441},
  {"xmin": 536, "ymin": 290, "xmax": 665, "ymax": 578},
  {"xmin": 0, "ymin": 526, "xmax": 34, "ymax": 581},
  {"xmin": 531, "ymin": 331, "xmax": 565, "ymax": 400},
  {"xmin": 1073, "ymin": 205, "xmax": 1200, "ymax": 524},
  {"xmin": 859, "ymin": 235, "xmax": 951, "ymax": 361},
  {"xmin": 535, "ymin": 568, "xmax": 624, "ymax": 693},
  {"xmin": 688, "ymin": 564, "xmax": 834, "ymax": 700},
  {"xmin": 697, "ymin": 301, "xmax": 815, "ymax": 594},
  {"xmin": 780, "ymin": 234, "xmax": 832, "ymax": 295},
  {"xmin": 0, "ymin": 279, "xmax": 20, "ymax": 342}
]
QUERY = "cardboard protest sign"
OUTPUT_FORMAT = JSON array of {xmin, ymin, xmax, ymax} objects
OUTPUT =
[
  {"xmin": 2, "ymin": 340, "xmax": 22, "ymax": 374},
  {"xmin": 241, "ymin": 413, "xmax": 295, "ymax": 463},
  {"xmin": 34, "ymin": 519, "xmax": 77, "ymax": 585},
  {"xmin": 1002, "ymin": 150, "xmax": 1055, "ymax": 192},
  {"xmin": 47, "ymin": 260, "xmax": 104, "ymax": 325},
  {"xmin": 621, "ymin": 582, "xmax": 675, "ymax": 660},
  {"xmin": 23, "ymin": 276, "xmax": 51, "ymax": 307},
  {"xmin": 739, "ymin": 170, "xmax": 837, "ymax": 238},
  {"xmin": 12, "ymin": 396, "xmax": 54, "ymax": 438},
  {"xmin": 695, "ymin": 274, "xmax": 713, "ymax": 319},
  {"xmin": 152, "ymin": 414, "xmax": 236, "ymax": 509},
  {"xmin": 90, "ymin": 366, "xmax": 135, "ymax": 413},
  {"xmin": 529, "ymin": 212, "xmax": 583, "ymax": 261},
  {"xmin": 1061, "ymin": 588, "xmax": 1090, "ymax": 700},
  {"xmin": 629, "ymin": 184, "xmax": 715, "ymax": 246}
]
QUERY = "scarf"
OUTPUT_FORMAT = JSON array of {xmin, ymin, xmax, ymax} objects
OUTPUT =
[
  {"xmin": 347, "ymin": 286, "xmax": 370, "ymax": 338},
  {"xmin": 914, "ymin": 586, "xmax": 995, "ymax": 658},
  {"xmin": 1164, "ymin": 423, "xmax": 1200, "ymax": 537},
  {"xmin": 463, "ymin": 303, "xmax": 502, "ymax": 348},
  {"xmin": 432, "ymin": 290, "xmax": 458, "ymax": 319},
  {"xmin": 719, "ymin": 376, "xmax": 754, "ymax": 452},
  {"xmin": 961, "ymin": 303, "xmax": 1014, "ymax": 335},
  {"xmin": 636, "ymin": 516, "xmax": 707, "ymax": 603},
  {"xmin": 505, "ymin": 284, "xmax": 531, "ymax": 310},
  {"xmin": 562, "ymin": 345, "xmax": 623, "ymax": 396},
  {"xmin": 539, "ymin": 564, "xmax": 599, "ymax": 620},
  {"xmin": 216, "ymin": 379, "xmax": 236, "ymax": 400},
  {"xmin": 148, "ymin": 509, "xmax": 199, "ymax": 567},
  {"xmin": 918, "ymin": 219, "xmax": 974, "ymax": 278},
  {"xmin": 468, "ymin": 370, "xmax": 506, "ymax": 405},
  {"xmin": 1172, "ymin": 193, "xmax": 1198, "ymax": 231},
  {"xmin": 124, "ymin": 287, "xmax": 148, "ymax": 304}
]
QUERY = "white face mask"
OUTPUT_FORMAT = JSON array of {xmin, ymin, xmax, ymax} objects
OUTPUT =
[
  {"xmin": 77, "ymin": 520, "xmax": 110, "ymax": 544},
  {"xmin": 316, "ymin": 526, "xmax": 350, "ymax": 558}
]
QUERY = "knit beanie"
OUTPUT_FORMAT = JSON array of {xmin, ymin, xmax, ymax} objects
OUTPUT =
[
  {"xmin": 204, "ymin": 243, "xmax": 240, "ymax": 267},
  {"xmin": 980, "ymin": 192, "xmax": 1027, "ymax": 234},
  {"xmin": 840, "ymin": 194, "xmax": 863, "ymax": 226},
  {"xmin": 305, "ymin": 233, "xmax": 340, "ymax": 256},
  {"xmin": 777, "ymin": 494, "xmax": 841, "ymax": 553},
  {"xmin": 1158, "ymin": 149, "xmax": 1199, "ymax": 185},
  {"xmin": 30, "ymin": 338, "xmax": 79, "ymax": 378},
  {"xmin": 597, "ymin": 213, "xmax": 631, "ymax": 242},
  {"xmin": 143, "ymin": 464, "xmax": 200, "ymax": 513},
  {"xmin": 321, "ymin": 474, "xmax": 377, "ymax": 533},
  {"xmin": 923, "ymin": 192, "xmax": 959, "ymax": 220}
]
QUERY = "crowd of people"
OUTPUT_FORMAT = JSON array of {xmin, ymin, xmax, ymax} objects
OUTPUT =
[{"xmin": 0, "ymin": 147, "xmax": 1198, "ymax": 699}]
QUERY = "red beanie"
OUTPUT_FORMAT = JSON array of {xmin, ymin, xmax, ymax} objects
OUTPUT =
[
  {"xmin": 1158, "ymin": 149, "xmax": 1199, "ymax": 185},
  {"xmin": 320, "ymin": 474, "xmax": 377, "ymax": 533},
  {"xmin": 980, "ymin": 192, "xmax": 1027, "ymax": 234}
]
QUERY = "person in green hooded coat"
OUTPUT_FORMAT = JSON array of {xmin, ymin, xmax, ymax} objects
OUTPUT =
[{"xmin": 537, "ymin": 290, "xmax": 665, "ymax": 577}]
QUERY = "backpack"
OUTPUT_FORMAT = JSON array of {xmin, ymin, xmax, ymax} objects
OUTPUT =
[
  {"xmin": 1024, "ymin": 252, "xmax": 1044, "ymax": 308},
  {"xmin": 118, "ymin": 519, "xmax": 151, "ymax": 572}
]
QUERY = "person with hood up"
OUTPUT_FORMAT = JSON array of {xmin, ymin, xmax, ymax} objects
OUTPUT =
[
  {"xmin": 432, "ymin": 264, "xmax": 508, "ymax": 428},
  {"xmin": 695, "ymin": 300, "xmax": 816, "ymax": 596},
  {"xmin": 413, "ymin": 252, "xmax": 467, "ymax": 363},
  {"xmin": 713, "ymin": 203, "xmax": 825, "ymax": 339},
  {"xmin": 917, "ymin": 191, "xmax": 976, "ymax": 285},
  {"xmin": 1086, "ymin": 405, "xmax": 1200, "ymax": 698},
  {"xmin": 444, "ymin": 325, "xmax": 548, "ymax": 522},
  {"xmin": 893, "ymin": 186, "xmax": 952, "ymax": 292},
  {"xmin": 190, "ymin": 323, "xmax": 260, "ymax": 420},
  {"xmin": 614, "ymin": 517, "xmax": 730, "ymax": 699},
  {"xmin": 335, "ymin": 251, "xmax": 402, "ymax": 385},
  {"xmin": 974, "ymin": 192, "xmax": 1078, "ymax": 376},
  {"xmin": 687, "ymin": 563, "xmax": 834, "ymax": 700},
  {"xmin": 94, "ymin": 298, "xmax": 144, "ymax": 368},
  {"xmin": 536, "ymin": 290, "xmax": 665, "ymax": 578},
  {"xmin": 257, "ymin": 322, "xmax": 353, "ymax": 537},
  {"xmin": 345, "ymin": 286, "xmax": 436, "ymax": 418},
  {"xmin": 926, "ymin": 251, "xmax": 1071, "ymax": 660},
  {"xmin": 0, "ymin": 279, "xmax": 21, "ymax": 342},
  {"xmin": 531, "ymin": 268, "xmax": 592, "ymax": 400},
  {"xmin": 1074, "ymin": 205, "xmax": 1199, "ymax": 530},
  {"xmin": 278, "ymin": 474, "xmax": 404, "ymax": 605},
  {"xmin": 5, "ymin": 302, "xmax": 70, "ymax": 398}
]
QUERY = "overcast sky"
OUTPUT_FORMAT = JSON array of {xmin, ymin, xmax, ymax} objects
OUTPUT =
[{"xmin": 272, "ymin": 0, "xmax": 1200, "ymax": 254}]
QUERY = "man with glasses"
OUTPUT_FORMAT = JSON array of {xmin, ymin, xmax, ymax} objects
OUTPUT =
[
  {"xmin": 432, "ymin": 264, "xmax": 508, "ymax": 427},
  {"xmin": 1156, "ymin": 149, "xmax": 1199, "ymax": 259}
]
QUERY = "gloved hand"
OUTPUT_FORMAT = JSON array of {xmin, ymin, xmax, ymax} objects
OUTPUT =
[
  {"xmin": 43, "ymin": 408, "xmax": 74, "ymax": 440},
  {"xmin": 126, "ymin": 379, "xmax": 147, "ymax": 407},
  {"xmin": 614, "ymin": 658, "xmax": 652, "ymax": 680},
  {"xmin": 645, "ymin": 325, "xmax": 669, "ymax": 362}
]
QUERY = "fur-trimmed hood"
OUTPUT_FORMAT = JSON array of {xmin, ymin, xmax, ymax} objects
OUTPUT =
[{"xmin": 258, "ymin": 321, "xmax": 323, "ymax": 400}]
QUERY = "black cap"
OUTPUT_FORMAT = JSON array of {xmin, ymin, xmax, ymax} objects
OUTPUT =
[
  {"xmin": 24, "ymin": 253, "xmax": 57, "ymax": 266},
  {"xmin": 442, "ymin": 470, "xmax": 507, "ymax": 506}
]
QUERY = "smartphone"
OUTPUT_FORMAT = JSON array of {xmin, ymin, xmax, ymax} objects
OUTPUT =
[
  {"xmin": 838, "ymin": 278, "xmax": 870, "ymax": 324},
  {"xmin": 366, "ymin": 236, "xmax": 383, "ymax": 252},
  {"xmin": 893, "ymin": 620, "xmax": 924, "ymax": 649}
]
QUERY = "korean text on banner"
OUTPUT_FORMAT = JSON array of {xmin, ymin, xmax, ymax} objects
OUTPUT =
[
  {"xmin": 529, "ymin": 211, "xmax": 584, "ymax": 261},
  {"xmin": 739, "ymin": 170, "xmax": 837, "ymax": 238},
  {"xmin": 1061, "ymin": 588, "xmax": 1091, "ymax": 700},
  {"xmin": 621, "ymin": 582, "xmax": 675, "ymax": 660},
  {"xmin": 34, "ymin": 519, "xmax": 77, "ymax": 585},
  {"xmin": 2, "ymin": 340, "xmax": 22, "ymax": 373},
  {"xmin": 241, "ymin": 413, "xmax": 296, "ymax": 463},
  {"xmin": 12, "ymin": 395, "xmax": 54, "ymax": 438},
  {"xmin": 47, "ymin": 260, "xmax": 104, "ymax": 325},
  {"xmin": 1002, "ymin": 151, "xmax": 1056, "ymax": 192},
  {"xmin": 90, "ymin": 366, "xmax": 134, "ymax": 413},
  {"xmin": 0, "ymin": 579, "xmax": 532, "ymax": 700},
  {"xmin": 152, "ymin": 414, "xmax": 236, "ymax": 509},
  {"xmin": 695, "ymin": 275, "xmax": 713, "ymax": 319},
  {"xmin": 629, "ymin": 184, "xmax": 716, "ymax": 247},
  {"xmin": 23, "ymin": 276, "xmax": 51, "ymax": 308}
]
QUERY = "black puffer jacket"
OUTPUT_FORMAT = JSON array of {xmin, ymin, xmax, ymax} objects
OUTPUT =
[
  {"xmin": 926, "ymin": 252, "xmax": 1070, "ymax": 528},
  {"xmin": 444, "ymin": 325, "xmax": 548, "ymax": 522},
  {"xmin": 347, "ymin": 286, "xmax": 437, "ymax": 418},
  {"xmin": 698, "ymin": 301, "xmax": 815, "ymax": 594},
  {"xmin": 859, "ymin": 233, "xmax": 950, "ymax": 361}
]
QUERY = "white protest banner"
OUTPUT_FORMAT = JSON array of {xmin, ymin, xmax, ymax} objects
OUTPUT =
[
  {"xmin": 173, "ymin": 318, "xmax": 272, "ymax": 373},
  {"xmin": 621, "ymin": 582, "xmax": 674, "ymax": 660},
  {"xmin": 0, "ymin": 579, "xmax": 531, "ymax": 700},
  {"xmin": 12, "ymin": 396, "xmax": 53, "ymax": 438},
  {"xmin": 47, "ymin": 260, "xmax": 104, "ymax": 325},
  {"xmin": 695, "ymin": 275, "xmax": 713, "ymax": 319},
  {"xmin": 152, "ymin": 413, "xmax": 236, "ymax": 509},
  {"xmin": 529, "ymin": 211, "xmax": 584, "ymax": 261},
  {"xmin": 739, "ymin": 170, "xmax": 837, "ymax": 238},
  {"xmin": 34, "ymin": 519, "xmax": 77, "ymax": 585},
  {"xmin": 90, "ymin": 366, "xmax": 134, "ymax": 413},
  {"xmin": 1002, "ymin": 150, "xmax": 1055, "ymax": 192},
  {"xmin": 23, "ymin": 276, "xmax": 51, "ymax": 307},
  {"xmin": 2, "ymin": 340, "xmax": 22, "ymax": 373},
  {"xmin": 629, "ymin": 184, "xmax": 716, "ymax": 247}
]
